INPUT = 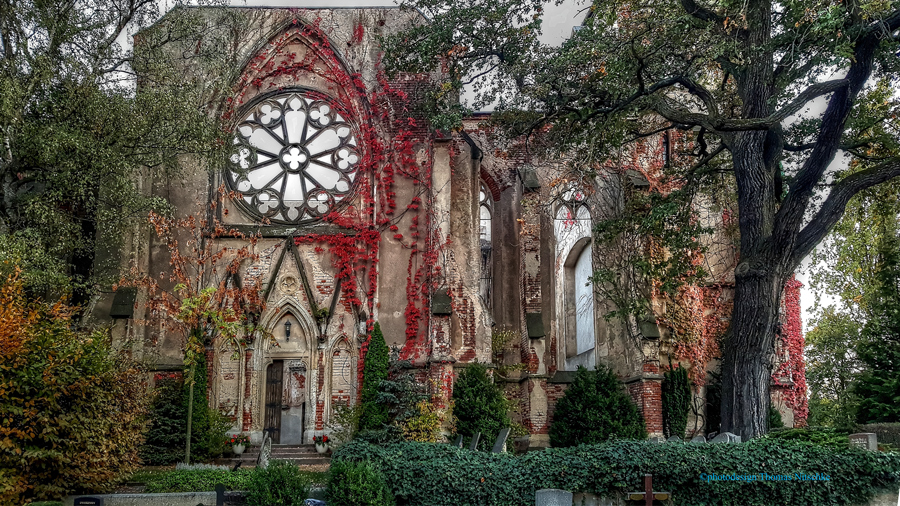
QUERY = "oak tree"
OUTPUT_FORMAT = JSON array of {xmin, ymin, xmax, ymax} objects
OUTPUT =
[{"xmin": 385, "ymin": 0, "xmax": 900, "ymax": 438}]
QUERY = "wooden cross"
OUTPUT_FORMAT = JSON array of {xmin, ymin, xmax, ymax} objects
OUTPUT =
[{"xmin": 626, "ymin": 474, "xmax": 671, "ymax": 505}]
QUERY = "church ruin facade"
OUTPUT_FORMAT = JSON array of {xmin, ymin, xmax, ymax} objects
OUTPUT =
[{"xmin": 101, "ymin": 6, "xmax": 805, "ymax": 446}]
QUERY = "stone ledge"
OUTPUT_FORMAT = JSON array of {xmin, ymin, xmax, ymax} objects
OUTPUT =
[{"xmin": 64, "ymin": 492, "xmax": 216, "ymax": 506}]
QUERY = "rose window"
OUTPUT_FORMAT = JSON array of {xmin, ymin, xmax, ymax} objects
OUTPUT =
[{"xmin": 226, "ymin": 92, "xmax": 361, "ymax": 224}]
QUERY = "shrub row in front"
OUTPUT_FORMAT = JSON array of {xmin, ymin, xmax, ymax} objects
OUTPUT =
[{"xmin": 331, "ymin": 439, "xmax": 900, "ymax": 506}]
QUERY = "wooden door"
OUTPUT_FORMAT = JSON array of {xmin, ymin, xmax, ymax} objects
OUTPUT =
[{"xmin": 264, "ymin": 361, "xmax": 283, "ymax": 443}]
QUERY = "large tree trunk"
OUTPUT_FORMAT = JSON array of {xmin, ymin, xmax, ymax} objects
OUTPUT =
[{"xmin": 721, "ymin": 265, "xmax": 785, "ymax": 439}]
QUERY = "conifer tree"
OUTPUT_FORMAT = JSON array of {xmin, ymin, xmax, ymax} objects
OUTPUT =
[
  {"xmin": 854, "ymin": 210, "xmax": 900, "ymax": 423},
  {"xmin": 452, "ymin": 362, "xmax": 511, "ymax": 450},
  {"xmin": 549, "ymin": 365, "xmax": 646, "ymax": 447},
  {"xmin": 359, "ymin": 322, "xmax": 390, "ymax": 430}
]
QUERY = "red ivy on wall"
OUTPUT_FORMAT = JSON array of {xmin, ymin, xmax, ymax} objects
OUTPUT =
[
  {"xmin": 773, "ymin": 276, "xmax": 808, "ymax": 426},
  {"xmin": 223, "ymin": 16, "xmax": 448, "ymax": 387}
]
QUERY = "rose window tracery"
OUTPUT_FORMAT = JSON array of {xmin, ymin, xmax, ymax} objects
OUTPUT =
[{"xmin": 226, "ymin": 91, "xmax": 361, "ymax": 224}]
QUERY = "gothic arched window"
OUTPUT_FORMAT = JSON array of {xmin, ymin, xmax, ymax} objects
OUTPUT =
[
  {"xmin": 554, "ymin": 190, "xmax": 595, "ymax": 367},
  {"xmin": 226, "ymin": 90, "xmax": 361, "ymax": 224},
  {"xmin": 479, "ymin": 183, "xmax": 493, "ymax": 310}
]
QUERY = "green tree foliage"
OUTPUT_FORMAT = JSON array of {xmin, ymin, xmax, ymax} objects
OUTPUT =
[
  {"xmin": 0, "ymin": 273, "xmax": 149, "ymax": 503},
  {"xmin": 245, "ymin": 460, "xmax": 312, "ymax": 506},
  {"xmin": 854, "ymin": 208, "xmax": 900, "ymax": 424},
  {"xmin": 139, "ymin": 360, "xmax": 231, "ymax": 465},
  {"xmin": 359, "ymin": 322, "xmax": 390, "ymax": 431},
  {"xmin": 0, "ymin": 0, "xmax": 239, "ymax": 308},
  {"xmin": 140, "ymin": 378, "xmax": 188, "ymax": 466},
  {"xmin": 452, "ymin": 362, "xmax": 511, "ymax": 450},
  {"xmin": 327, "ymin": 460, "xmax": 395, "ymax": 506},
  {"xmin": 386, "ymin": 0, "xmax": 900, "ymax": 439},
  {"xmin": 662, "ymin": 364, "xmax": 691, "ymax": 439},
  {"xmin": 804, "ymin": 309, "xmax": 862, "ymax": 428},
  {"xmin": 549, "ymin": 366, "xmax": 646, "ymax": 447}
]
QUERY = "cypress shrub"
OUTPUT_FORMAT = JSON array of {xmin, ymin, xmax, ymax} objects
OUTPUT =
[
  {"xmin": 549, "ymin": 365, "xmax": 646, "ymax": 447},
  {"xmin": 140, "ymin": 378, "xmax": 188, "ymax": 465},
  {"xmin": 359, "ymin": 323, "xmax": 390, "ymax": 431},
  {"xmin": 662, "ymin": 364, "xmax": 691, "ymax": 438},
  {"xmin": 452, "ymin": 362, "xmax": 511, "ymax": 450}
]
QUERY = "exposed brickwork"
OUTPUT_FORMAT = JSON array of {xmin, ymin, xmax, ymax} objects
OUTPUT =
[
  {"xmin": 627, "ymin": 376, "xmax": 664, "ymax": 435},
  {"xmin": 479, "ymin": 167, "xmax": 502, "ymax": 202}
]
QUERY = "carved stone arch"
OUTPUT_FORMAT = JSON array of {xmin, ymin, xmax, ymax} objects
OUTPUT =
[
  {"xmin": 256, "ymin": 296, "xmax": 318, "ymax": 355},
  {"xmin": 234, "ymin": 18, "xmax": 358, "ymax": 89},
  {"xmin": 325, "ymin": 336, "xmax": 356, "ymax": 419},
  {"xmin": 231, "ymin": 24, "xmax": 372, "ymax": 128}
]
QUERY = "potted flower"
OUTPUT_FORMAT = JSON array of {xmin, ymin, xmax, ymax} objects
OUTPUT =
[
  {"xmin": 229, "ymin": 433, "xmax": 250, "ymax": 455},
  {"xmin": 312, "ymin": 434, "xmax": 330, "ymax": 454}
]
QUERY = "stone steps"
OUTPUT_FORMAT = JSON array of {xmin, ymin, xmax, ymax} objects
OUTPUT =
[{"xmin": 231, "ymin": 444, "xmax": 332, "ymax": 467}]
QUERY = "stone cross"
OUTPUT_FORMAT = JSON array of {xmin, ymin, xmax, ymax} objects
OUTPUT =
[
  {"xmin": 535, "ymin": 488, "xmax": 573, "ymax": 506},
  {"xmin": 492, "ymin": 428, "xmax": 511, "ymax": 453},
  {"xmin": 468, "ymin": 432, "xmax": 481, "ymax": 450},
  {"xmin": 849, "ymin": 433, "xmax": 878, "ymax": 451},
  {"xmin": 257, "ymin": 432, "xmax": 272, "ymax": 469}
]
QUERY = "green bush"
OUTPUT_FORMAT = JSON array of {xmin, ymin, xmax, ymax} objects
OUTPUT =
[
  {"xmin": 360, "ymin": 322, "xmax": 390, "ymax": 431},
  {"xmin": 245, "ymin": 460, "xmax": 311, "ymax": 506},
  {"xmin": 143, "ymin": 469, "xmax": 253, "ymax": 493},
  {"xmin": 764, "ymin": 428, "xmax": 850, "ymax": 449},
  {"xmin": 452, "ymin": 362, "xmax": 511, "ymax": 451},
  {"xmin": 333, "ymin": 439, "xmax": 900, "ymax": 506},
  {"xmin": 327, "ymin": 460, "xmax": 395, "ymax": 506},
  {"xmin": 139, "ymin": 356, "xmax": 230, "ymax": 465},
  {"xmin": 140, "ymin": 378, "xmax": 187, "ymax": 465},
  {"xmin": 662, "ymin": 364, "xmax": 691, "ymax": 438},
  {"xmin": 549, "ymin": 365, "xmax": 646, "ymax": 446},
  {"xmin": 0, "ymin": 276, "xmax": 149, "ymax": 503},
  {"xmin": 769, "ymin": 406, "xmax": 786, "ymax": 430}
]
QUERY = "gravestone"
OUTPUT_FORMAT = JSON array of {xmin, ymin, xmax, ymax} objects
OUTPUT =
[
  {"xmin": 648, "ymin": 436, "xmax": 665, "ymax": 443},
  {"xmin": 690, "ymin": 436, "xmax": 707, "ymax": 444},
  {"xmin": 535, "ymin": 488, "xmax": 573, "ymax": 506},
  {"xmin": 849, "ymin": 433, "xmax": 878, "ymax": 451},
  {"xmin": 492, "ymin": 428, "xmax": 511, "ymax": 453},
  {"xmin": 709, "ymin": 432, "xmax": 741, "ymax": 443},
  {"xmin": 215, "ymin": 484, "xmax": 226, "ymax": 506},
  {"xmin": 257, "ymin": 432, "xmax": 272, "ymax": 469},
  {"xmin": 666, "ymin": 436, "xmax": 682, "ymax": 442},
  {"xmin": 73, "ymin": 498, "xmax": 103, "ymax": 506},
  {"xmin": 454, "ymin": 434, "xmax": 464, "ymax": 448},
  {"xmin": 469, "ymin": 432, "xmax": 481, "ymax": 450}
]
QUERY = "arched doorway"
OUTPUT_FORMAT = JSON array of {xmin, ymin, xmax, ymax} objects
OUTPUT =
[{"xmin": 260, "ymin": 309, "xmax": 315, "ymax": 444}]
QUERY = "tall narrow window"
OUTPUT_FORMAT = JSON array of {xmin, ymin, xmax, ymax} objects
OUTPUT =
[{"xmin": 479, "ymin": 183, "xmax": 492, "ymax": 309}]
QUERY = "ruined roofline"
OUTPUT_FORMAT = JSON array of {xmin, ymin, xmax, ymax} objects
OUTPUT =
[{"xmin": 152, "ymin": 4, "xmax": 429, "ymax": 24}]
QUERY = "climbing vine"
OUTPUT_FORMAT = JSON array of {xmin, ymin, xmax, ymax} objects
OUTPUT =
[
  {"xmin": 773, "ymin": 277, "xmax": 808, "ymax": 426},
  {"xmin": 219, "ymin": 15, "xmax": 452, "ymax": 393}
]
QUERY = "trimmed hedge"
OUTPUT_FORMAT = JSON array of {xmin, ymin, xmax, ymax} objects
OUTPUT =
[
  {"xmin": 332, "ymin": 440, "xmax": 900, "ymax": 506},
  {"xmin": 143, "ymin": 469, "xmax": 253, "ymax": 493}
]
